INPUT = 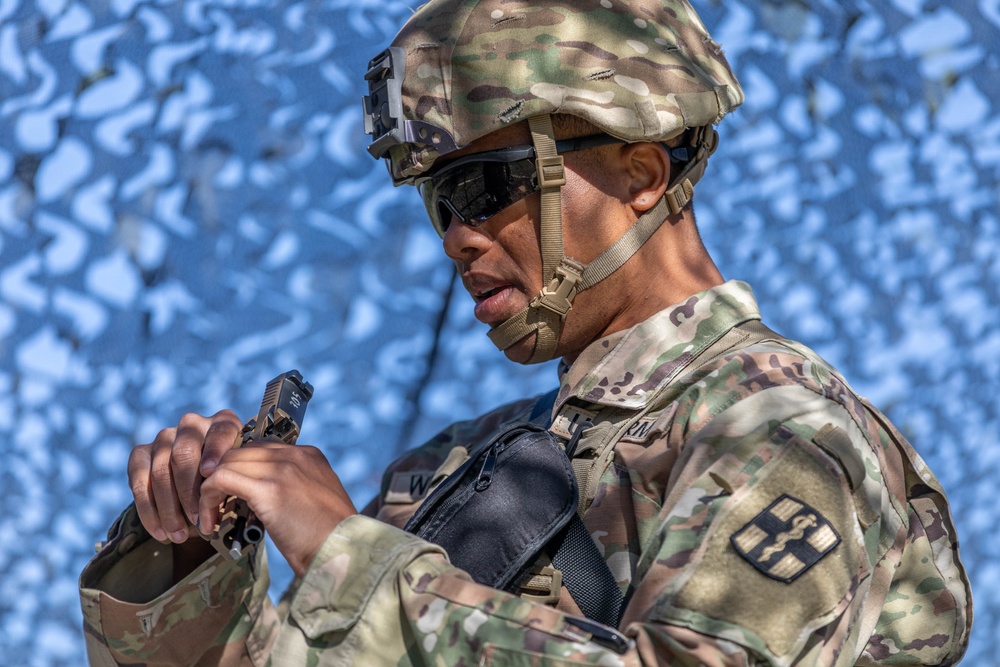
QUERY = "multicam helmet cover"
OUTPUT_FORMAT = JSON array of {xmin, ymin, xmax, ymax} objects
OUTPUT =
[
  {"xmin": 364, "ymin": 0, "xmax": 744, "ymax": 363},
  {"xmin": 364, "ymin": 0, "xmax": 743, "ymax": 184}
]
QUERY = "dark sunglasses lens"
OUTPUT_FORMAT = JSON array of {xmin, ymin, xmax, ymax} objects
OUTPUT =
[
  {"xmin": 419, "ymin": 181, "xmax": 449, "ymax": 237},
  {"xmin": 421, "ymin": 159, "xmax": 538, "ymax": 237}
]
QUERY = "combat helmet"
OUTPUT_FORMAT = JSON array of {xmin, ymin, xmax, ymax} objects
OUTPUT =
[{"xmin": 363, "ymin": 0, "xmax": 743, "ymax": 363}]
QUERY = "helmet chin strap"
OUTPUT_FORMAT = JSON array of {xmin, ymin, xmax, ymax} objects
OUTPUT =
[{"xmin": 487, "ymin": 116, "xmax": 718, "ymax": 364}]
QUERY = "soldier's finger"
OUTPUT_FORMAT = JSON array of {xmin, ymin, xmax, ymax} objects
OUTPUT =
[
  {"xmin": 128, "ymin": 442, "xmax": 167, "ymax": 541},
  {"xmin": 216, "ymin": 441, "xmax": 290, "ymax": 460},
  {"xmin": 150, "ymin": 421, "xmax": 198, "ymax": 543},
  {"xmin": 199, "ymin": 410, "xmax": 243, "ymax": 476},
  {"xmin": 171, "ymin": 412, "xmax": 230, "ymax": 526},
  {"xmin": 197, "ymin": 466, "xmax": 259, "ymax": 535}
]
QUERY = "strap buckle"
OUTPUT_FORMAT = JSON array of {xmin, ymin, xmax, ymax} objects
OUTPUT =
[
  {"xmin": 519, "ymin": 564, "xmax": 563, "ymax": 605},
  {"xmin": 663, "ymin": 125, "xmax": 719, "ymax": 215},
  {"xmin": 664, "ymin": 178, "xmax": 694, "ymax": 215},
  {"xmin": 536, "ymin": 155, "xmax": 566, "ymax": 188},
  {"xmin": 531, "ymin": 258, "xmax": 585, "ymax": 319}
]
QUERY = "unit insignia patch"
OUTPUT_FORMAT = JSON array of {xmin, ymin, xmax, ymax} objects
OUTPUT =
[{"xmin": 730, "ymin": 494, "xmax": 841, "ymax": 583}]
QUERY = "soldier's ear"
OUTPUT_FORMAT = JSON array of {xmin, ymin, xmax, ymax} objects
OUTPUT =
[{"xmin": 623, "ymin": 142, "xmax": 670, "ymax": 213}]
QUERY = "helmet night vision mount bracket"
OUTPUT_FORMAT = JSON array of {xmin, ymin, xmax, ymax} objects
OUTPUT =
[{"xmin": 363, "ymin": 47, "xmax": 457, "ymax": 162}]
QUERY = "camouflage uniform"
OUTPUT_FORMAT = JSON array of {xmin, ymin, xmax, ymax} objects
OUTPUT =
[{"xmin": 80, "ymin": 281, "xmax": 972, "ymax": 666}]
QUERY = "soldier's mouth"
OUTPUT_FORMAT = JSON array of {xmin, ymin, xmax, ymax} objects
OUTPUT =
[
  {"xmin": 474, "ymin": 285, "xmax": 508, "ymax": 301},
  {"xmin": 473, "ymin": 285, "xmax": 516, "ymax": 325}
]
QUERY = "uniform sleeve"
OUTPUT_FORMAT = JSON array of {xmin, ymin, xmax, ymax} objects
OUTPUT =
[
  {"xmin": 276, "ymin": 513, "xmax": 647, "ymax": 665},
  {"xmin": 616, "ymin": 340, "xmax": 969, "ymax": 666},
  {"xmin": 79, "ymin": 504, "xmax": 279, "ymax": 666},
  {"xmin": 623, "ymin": 391, "xmax": 875, "ymax": 665}
]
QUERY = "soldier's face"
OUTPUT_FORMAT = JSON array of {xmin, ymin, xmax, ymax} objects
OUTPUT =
[{"xmin": 440, "ymin": 121, "xmax": 640, "ymax": 364}]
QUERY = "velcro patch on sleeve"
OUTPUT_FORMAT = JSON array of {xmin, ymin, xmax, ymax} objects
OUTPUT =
[
  {"xmin": 385, "ymin": 470, "xmax": 436, "ymax": 504},
  {"xmin": 730, "ymin": 494, "xmax": 841, "ymax": 583},
  {"xmin": 663, "ymin": 426, "xmax": 867, "ymax": 659}
]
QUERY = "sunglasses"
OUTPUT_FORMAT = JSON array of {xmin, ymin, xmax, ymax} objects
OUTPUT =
[{"xmin": 418, "ymin": 133, "xmax": 625, "ymax": 238}]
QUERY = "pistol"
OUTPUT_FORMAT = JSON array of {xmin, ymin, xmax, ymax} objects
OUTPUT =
[{"xmin": 209, "ymin": 369, "xmax": 314, "ymax": 560}]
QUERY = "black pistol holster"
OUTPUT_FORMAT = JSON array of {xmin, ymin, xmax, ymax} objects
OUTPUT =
[
  {"xmin": 403, "ymin": 420, "xmax": 627, "ymax": 637},
  {"xmin": 404, "ymin": 422, "xmax": 576, "ymax": 592}
]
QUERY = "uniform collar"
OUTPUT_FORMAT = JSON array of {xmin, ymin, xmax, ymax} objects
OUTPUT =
[{"xmin": 555, "ymin": 280, "xmax": 761, "ymax": 412}]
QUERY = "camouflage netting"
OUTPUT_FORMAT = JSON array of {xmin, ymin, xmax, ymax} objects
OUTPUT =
[{"xmin": 0, "ymin": 0, "xmax": 996, "ymax": 663}]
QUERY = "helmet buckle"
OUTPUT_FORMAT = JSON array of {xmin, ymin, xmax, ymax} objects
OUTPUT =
[
  {"xmin": 535, "ymin": 155, "xmax": 566, "ymax": 188},
  {"xmin": 665, "ymin": 178, "xmax": 694, "ymax": 215},
  {"xmin": 532, "ymin": 259, "xmax": 585, "ymax": 319}
]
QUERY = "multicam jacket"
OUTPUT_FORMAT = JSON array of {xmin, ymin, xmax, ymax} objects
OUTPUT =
[{"xmin": 80, "ymin": 281, "xmax": 972, "ymax": 666}]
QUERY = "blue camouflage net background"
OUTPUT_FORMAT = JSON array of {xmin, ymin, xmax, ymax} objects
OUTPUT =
[{"xmin": 0, "ymin": 0, "xmax": 997, "ymax": 663}]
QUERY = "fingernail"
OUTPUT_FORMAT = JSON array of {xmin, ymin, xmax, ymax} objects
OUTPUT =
[
  {"xmin": 153, "ymin": 529, "xmax": 167, "ymax": 542},
  {"xmin": 201, "ymin": 460, "xmax": 217, "ymax": 475},
  {"xmin": 187, "ymin": 512, "xmax": 199, "ymax": 528},
  {"xmin": 170, "ymin": 530, "xmax": 188, "ymax": 543}
]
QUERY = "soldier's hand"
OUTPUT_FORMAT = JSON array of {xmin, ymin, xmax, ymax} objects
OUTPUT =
[
  {"xmin": 128, "ymin": 410, "xmax": 244, "ymax": 545},
  {"xmin": 197, "ymin": 442, "xmax": 358, "ymax": 577}
]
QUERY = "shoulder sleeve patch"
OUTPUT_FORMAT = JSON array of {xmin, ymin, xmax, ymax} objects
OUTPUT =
[
  {"xmin": 659, "ymin": 425, "xmax": 868, "ymax": 659},
  {"xmin": 730, "ymin": 494, "xmax": 841, "ymax": 583}
]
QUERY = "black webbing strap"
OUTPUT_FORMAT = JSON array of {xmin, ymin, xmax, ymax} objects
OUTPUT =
[
  {"xmin": 549, "ymin": 513, "xmax": 625, "ymax": 628},
  {"xmin": 529, "ymin": 388, "xmax": 625, "ymax": 627}
]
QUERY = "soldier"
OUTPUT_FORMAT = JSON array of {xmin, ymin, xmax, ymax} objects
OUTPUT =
[{"xmin": 80, "ymin": 0, "xmax": 972, "ymax": 665}]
